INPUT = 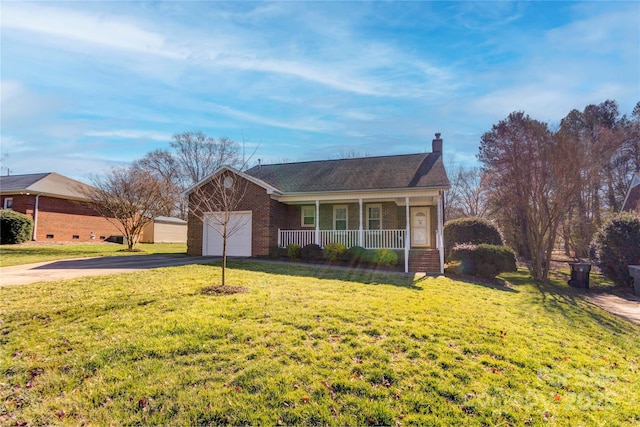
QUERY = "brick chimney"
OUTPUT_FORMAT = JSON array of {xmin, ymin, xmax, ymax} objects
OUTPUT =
[{"xmin": 432, "ymin": 133, "xmax": 443, "ymax": 153}]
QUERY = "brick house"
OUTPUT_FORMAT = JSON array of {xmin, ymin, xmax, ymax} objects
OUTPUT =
[
  {"xmin": 0, "ymin": 172, "xmax": 120, "ymax": 242},
  {"xmin": 621, "ymin": 172, "xmax": 640, "ymax": 213},
  {"xmin": 187, "ymin": 134, "xmax": 450, "ymax": 273}
]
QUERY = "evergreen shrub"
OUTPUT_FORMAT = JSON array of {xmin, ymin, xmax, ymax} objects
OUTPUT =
[
  {"xmin": 287, "ymin": 243, "xmax": 302, "ymax": 260},
  {"xmin": 301, "ymin": 243, "xmax": 323, "ymax": 261},
  {"xmin": 450, "ymin": 243, "xmax": 517, "ymax": 278},
  {"xmin": 444, "ymin": 217, "xmax": 503, "ymax": 259},
  {"xmin": 590, "ymin": 213, "xmax": 640, "ymax": 287},
  {"xmin": 0, "ymin": 210, "xmax": 33, "ymax": 245},
  {"xmin": 324, "ymin": 243, "xmax": 347, "ymax": 262}
]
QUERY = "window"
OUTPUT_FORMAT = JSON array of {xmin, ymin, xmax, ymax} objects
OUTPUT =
[
  {"xmin": 3, "ymin": 197, "xmax": 13, "ymax": 210},
  {"xmin": 367, "ymin": 205, "xmax": 381, "ymax": 230},
  {"xmin": 46, "ymin": 234, "xmax": 54, "ymax": 239},
  {"xmin": 301, "ymin": 206, "xmax": 316, "ymax": 227},
  {"xmin": 72, "ymin": 235, "xmax": 80, "ymax": 240},
  {"xmin": 334, "ymin": 205, "xmax": 348, "ymax": 230}
]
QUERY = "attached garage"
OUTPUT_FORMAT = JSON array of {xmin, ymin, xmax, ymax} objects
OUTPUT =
[{"xmin": 202, "ymin": 211, "xmax": 252, "ymax": 257}]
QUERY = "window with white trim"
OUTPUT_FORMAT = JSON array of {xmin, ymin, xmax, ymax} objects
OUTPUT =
[
  {"xmin": 367, "ymin": 204, "xmax": 381, "ymax": 230},
  {"xmin": 301, "ymin": 206, "xmax": 316, "ymax": 227},
  {"xmin": 3, "ymin": 197, "xmax": 13, "ymax": 210},
  {"xmin": 333, "ymin": 205, "xmax": 348, "ymax": 230}
]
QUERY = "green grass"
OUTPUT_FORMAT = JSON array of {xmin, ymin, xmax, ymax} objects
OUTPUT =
[
  {"xmin": 1, "ymin": 262, "xmax": 639, "ymax": 426},
  {"xmin": 0, "ymin": 243, "xmax": 187, "ymax": 267}
]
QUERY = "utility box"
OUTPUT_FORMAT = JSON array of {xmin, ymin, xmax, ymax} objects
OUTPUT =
[
  {"xmin": 568, "ymin": 262, "xmax": 591, "ymax": 289},
  {"xmin": 629, "ymin": 265, "xmax": 640, "ymax": 296}
]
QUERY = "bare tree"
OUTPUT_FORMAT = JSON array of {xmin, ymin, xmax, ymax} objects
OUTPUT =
[
  {"xmin": 134, "ymin": 132, "xmax": 242, "ymax": 220},
  {"xmin": 80, "ymin": 167, "xmax": 175, "ymax": 250},
  {"xmin": 187, "ymin": 168, "xmax": 250, "ymax": 286},
  {"xmin": 133, "ymin": 149, "xmax": 186, "ymax": 217},
  {"xmin": 172, "ymin": 132, "xmax": 240, "ymax": 184},
  {"xmin": 335, "ymin": 147, "xmax": 371, "ymax": 159},
  {"xmin": 446, "ymin": 162, "xmax": 490, "ymax": 220},
  {"xmin": 479, "ymin": 112, "xmax": 581, "ymax": 281}
]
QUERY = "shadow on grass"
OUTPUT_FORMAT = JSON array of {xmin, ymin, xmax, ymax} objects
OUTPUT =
[
  {"xmin": 504, "ymin": 269, "xmax": 635, "ymax": 333},
  {"xmin": 224, "ymin": 259, "xmax": 426, "ymax": 290},
  {"xmin": 445, "ymin": 273, "xmax": 519, "ymax": 293}
]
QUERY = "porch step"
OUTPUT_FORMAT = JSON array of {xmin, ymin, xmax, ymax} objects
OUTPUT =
[{"xmin": 408, "ymin": 249, "xmax": 440, "ymax": 273}]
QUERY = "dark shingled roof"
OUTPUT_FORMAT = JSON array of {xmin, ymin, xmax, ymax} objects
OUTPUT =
[
  {"xmin": 0, "ymin": 173, "xmax": 51, "ymax": 192},
  {"xmin": 244, "ymin": 153, "xmax": 449, "ymax": 193}
]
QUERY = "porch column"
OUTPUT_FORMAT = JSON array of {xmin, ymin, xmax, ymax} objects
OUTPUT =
[
  {"xmin": 358, "ymin": 198, "xmax": 363, "ymax": 247},
  {"xmin": 438, "ymin": 191, "xmax": 445, "ymax": 275},
  {"xmin": 315, "ymin": 199, "xmax": 320, "ymax": 246},
  {"xmin": 405, "ymin": 197, "xmax": 410, "ymax": 273}
]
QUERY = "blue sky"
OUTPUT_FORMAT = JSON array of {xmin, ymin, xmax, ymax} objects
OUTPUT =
[{"xmin": 1, "ymin": 1, "xmax": 639, "ymax": 181}]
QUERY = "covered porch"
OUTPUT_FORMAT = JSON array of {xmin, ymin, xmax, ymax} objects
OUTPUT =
[{"xmin": 275, "ymin": 191, "xmax": 446, "ymax": 273}]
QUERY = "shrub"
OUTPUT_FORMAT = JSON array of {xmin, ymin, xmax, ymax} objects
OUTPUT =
[
  {"xmin": 324, "ymin": 242, "xmax": 347, "ymax": 262},
  {"xmin": 346, "ymin": 246, "xmax": 368, "ymax": 263},
  {"xmin": 301, "ymin": 243, "xmax": 323, "ymax": 261},
  {"xmin": 0, "ymin": 210, "xmax": 34, "ymax": 245},
  {"xmin": 371, "ymin": 248, "xmax": 398, "ymax": 267},
  {"xmin": 449, "ymin": 243, "xmax": 516, "ymax": 278},
  {"xmin": 269, "ymin": 245, "xmax": 288, "ymax": 259},
  {"xmin": 590, "ymin": 212, "xmax": 640, "ymax": 287},
  {"xmin": 444, "ymin": 217, "xmax": 503, "ymax": 259},
  {"xmin": 287, "ymin": 243, "xmax": 302, "ymax": 260}
]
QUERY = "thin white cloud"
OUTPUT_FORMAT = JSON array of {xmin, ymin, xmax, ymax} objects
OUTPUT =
[
  {"xmin": 85, "ymin": 130, "xmax": 172, "ymax": 141},
  {"xmin": 1, "ymin": 3, "xmax": 186, "ymax": 59},
  {"xmin": 205, "ymin": 103, "xmax": 334, "ymax": 133}
]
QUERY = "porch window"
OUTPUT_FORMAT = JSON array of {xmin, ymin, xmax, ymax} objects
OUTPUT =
[
  {"xmin": 367, "ymin": 204, "xmax": 381, "ymax": 230},
  {"xmin": 301, "ymin": 206, "xmax": 315, "ymax": 227},
  {"xmin": 3, "ymin": 197, "xmax": 13, "ymax": 210},
  {"xmin": 334, "ymin": 205, "xmax": 348, "ymax": 230}
]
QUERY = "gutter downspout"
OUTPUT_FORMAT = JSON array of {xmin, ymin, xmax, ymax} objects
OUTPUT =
[{"xmin": 32, "ymin": 194, "xmax": 40, "ymax": 241}]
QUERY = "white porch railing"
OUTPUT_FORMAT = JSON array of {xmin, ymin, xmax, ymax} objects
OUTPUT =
[{"xmin": 279, "ymin": 229, "xmax": 406, "ymax": 250}]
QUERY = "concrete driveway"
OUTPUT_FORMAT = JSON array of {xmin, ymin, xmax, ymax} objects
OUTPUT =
[{"xmin": 0, "ymin": 254, "xmax": 219, "ymax": 286}]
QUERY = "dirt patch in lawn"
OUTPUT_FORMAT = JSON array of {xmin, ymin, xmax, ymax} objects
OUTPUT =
[{"xmin": 200, "ymin": 285, "xmax": 248, "ymax": 296}]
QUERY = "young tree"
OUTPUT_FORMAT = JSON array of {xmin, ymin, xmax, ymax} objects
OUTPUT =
[
  {"xmin": 479, "ymin": 112, "xmax": 581, "ymax": 281},
  {"xmin": 80, "ymin": 166, "xmax": 175, "ymax": 250},
  {"xmin": 187, "ymin": 168, "xmax": 249, "ymax": 286}
]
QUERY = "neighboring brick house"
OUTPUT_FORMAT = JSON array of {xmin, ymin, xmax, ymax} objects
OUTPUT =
[
  {"xmin": 187, "ymin": 134, "xmax": 450, "ymax": 273},
  {"xmin": 0, "ymin": 172, "xmax": 120, "ymax": 242},
  {"xmin": 621, "ymin": 172, "xmax": 640, "ymax": 213}
]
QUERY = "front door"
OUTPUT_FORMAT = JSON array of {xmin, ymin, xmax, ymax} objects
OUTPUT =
[{"xmin": 410, "ymin": 207, "xmax": 429, "ymax": 247}]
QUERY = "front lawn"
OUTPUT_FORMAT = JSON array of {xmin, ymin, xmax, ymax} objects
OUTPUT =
[
  {"xmin": 1, "ymin": 262, "xmax": 638, "ymax": 425},
  {"xmin": 0, "ymin": 242, "xmax": 187, "ymax": 267}
]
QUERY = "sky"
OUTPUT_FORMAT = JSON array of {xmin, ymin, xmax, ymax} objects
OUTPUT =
[{"xmin": 1, "ymin": 1, "xmax": 639, "ymax": 182}]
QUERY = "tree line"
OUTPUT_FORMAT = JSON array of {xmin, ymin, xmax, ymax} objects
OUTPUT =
[{"xmin": 447, "ymin": 99, "xmax": 640, "ymax": 280}]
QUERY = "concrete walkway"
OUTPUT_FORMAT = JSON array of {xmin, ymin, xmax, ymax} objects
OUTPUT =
[
  {"xmin": 584, "ymin": 292, "xmax": 640, "ymax": 325},
  {"xmin": 0, "ymin": 254, "xmax": 219, "ymax": 286}
]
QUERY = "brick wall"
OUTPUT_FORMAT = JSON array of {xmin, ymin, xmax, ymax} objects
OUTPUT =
[
  {"xmin": 1, "ymin": 194, "xmax": 120, "ymax": 242},
  {"xmin": 186, "ymin": 172, "xmax": 289, "ymax": 257}
]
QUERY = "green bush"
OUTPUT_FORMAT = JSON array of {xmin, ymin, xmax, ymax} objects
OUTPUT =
[
  {"xmin": 0, "ymin": 210, "xmax": 34, "ymax": 245},
  {"xmin": 590, "ymin": 212, "xmax": 640, "ymax": 287},
  {"xmin": 444, "ymin": 217, "xmax": 503, "ymax": 259},
  {"xmin": 346, "ymin": 246, "xmax": 368, "ymax": 263},
  {"xmin": 324, "ymin": 242, "xmax": 347, "ymax": 262},
  {"xmin": 269, "ymin": 245, "xmax": 288, "ymax": 259},
  {"xmin": 371, "ymin": 248, "xmax": 398, "ymax": 267},
  {"xmin": 301, "ymin": 243, "xmax": 323, "ymax": 261},
  {"xmin": 449, "ymin": 243, "xmax": 517, "ymax": 278},
  {"xmin": 287, "ymin": 243, "xmax": 302, "ymax": 260}
]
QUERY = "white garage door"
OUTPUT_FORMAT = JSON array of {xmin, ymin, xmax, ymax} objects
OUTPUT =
[{"xmin": 203, "ymin": 211, "xmax": 252, "ymax": 257}]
